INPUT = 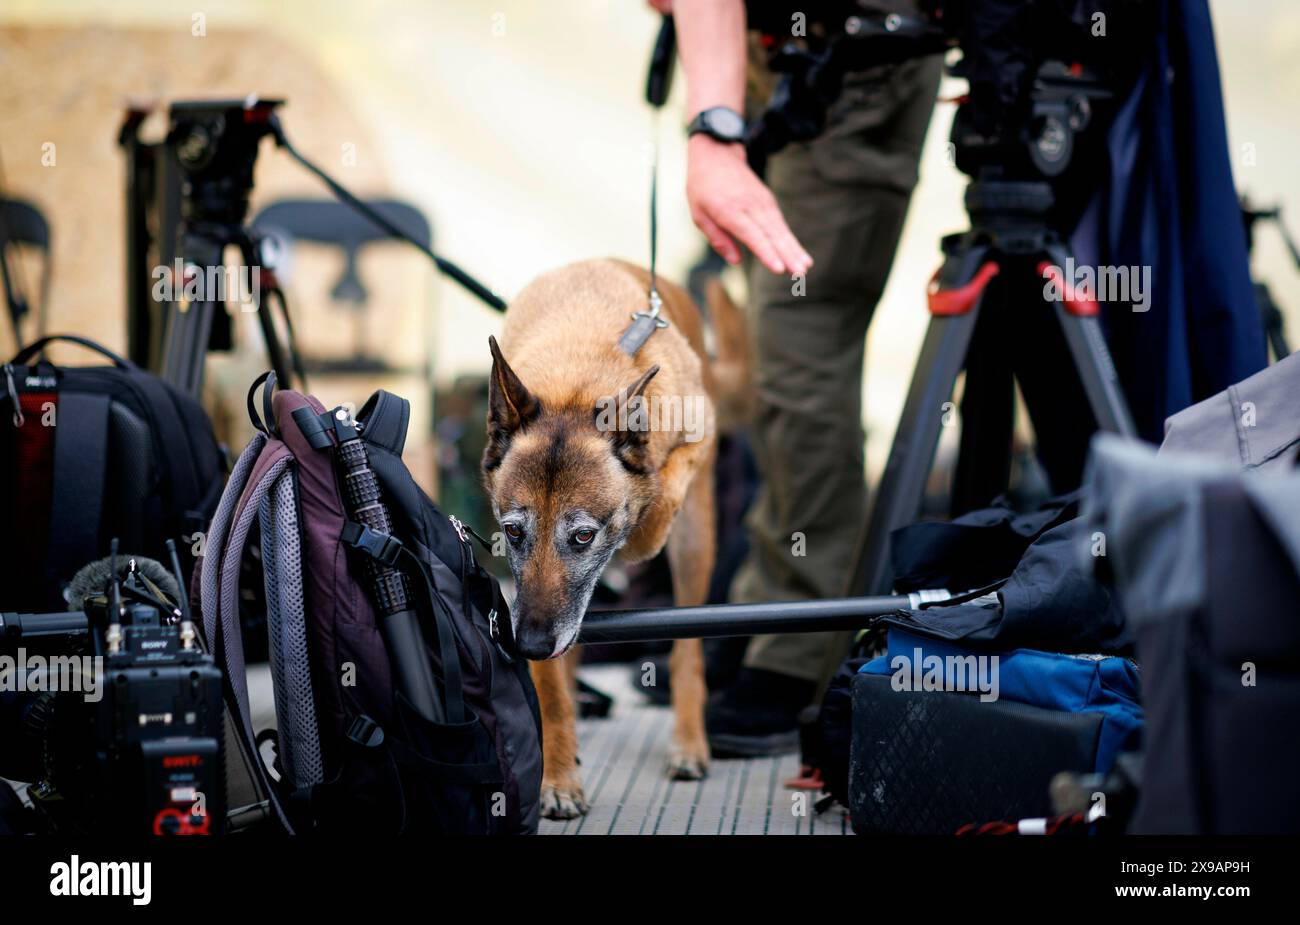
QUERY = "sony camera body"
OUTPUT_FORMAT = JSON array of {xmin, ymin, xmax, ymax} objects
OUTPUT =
[{"xmin": 1, "ymin": 552, "xmax": 226, "ymax": 835}]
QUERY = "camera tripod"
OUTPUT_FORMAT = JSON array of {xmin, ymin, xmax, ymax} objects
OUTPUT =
[
  {"xmin": 844, "ymin": 175, "xmax": 1137, "ymax": 598},
  {"xmin": 155, "ymin": 100, "xmax": 302, "ymax": 396},
  {"xmin": 133, "ymin": 98, "xmax": 506, "ymax": 397}
]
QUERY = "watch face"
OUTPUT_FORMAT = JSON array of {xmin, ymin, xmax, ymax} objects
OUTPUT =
[{"xmin": 709, "ymin": 108, "xmax": 745, "ymax": 139}]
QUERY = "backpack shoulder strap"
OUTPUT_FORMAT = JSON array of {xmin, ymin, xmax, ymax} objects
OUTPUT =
[
  {"xmin": 47, "ymin": 390, "xmax": 111, "ymax": 582},
  {"xmin": 200, "ymin": 434, "xmax": 267, "ymax": 643},
  {"xmin": 128, "ymin": 369, "xmax": 202, "ymax": 507},
  {"xmin": 358, "ymin": 390, "xmax": 409, "ymax": 455},
  {"xmin": 261, "ymin": 467, "xmax": 325, "ymax": 793},
  {"xmin": 200, "ymin": 432, "xmax": 300, "ymax": 832}
]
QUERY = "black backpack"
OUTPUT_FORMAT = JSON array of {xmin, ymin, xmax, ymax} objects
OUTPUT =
[
  {"xmin": 1, "ymin": 335, "xmax": 226, "ymax": 611},
  {"xmin": 198, "ymin": 377, "xmax": 542, "ymax": 834}
]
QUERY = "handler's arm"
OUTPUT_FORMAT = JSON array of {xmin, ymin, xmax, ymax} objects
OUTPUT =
[{"xmin": 672, "ymin": 0, "xmax": 812, "ymax": 275}]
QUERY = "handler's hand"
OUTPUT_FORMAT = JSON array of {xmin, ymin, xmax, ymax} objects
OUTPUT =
[{"xmin": 687, "ymin": 135, "xmax": 812, "ymax": 276}]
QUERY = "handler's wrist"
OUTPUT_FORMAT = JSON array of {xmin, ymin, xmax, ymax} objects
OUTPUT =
[{"xmin": 688, "ymin": 133, "xmax": 746, "ymax": 162}]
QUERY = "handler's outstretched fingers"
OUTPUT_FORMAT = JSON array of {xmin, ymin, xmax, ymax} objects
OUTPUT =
[
  {"xmin": 722, "ymin": 210, "xmax": 786, "ymax": 274},
  {"xmin": 694, "ymin": 210, "xmax": 742, "ymax": 266},
  {"xmin": 755, "ymin": 201, "xmax": 813, "ymax": 276}
]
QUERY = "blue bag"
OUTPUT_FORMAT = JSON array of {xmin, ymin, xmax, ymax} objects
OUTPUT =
[{"xmin": 861, "ymin": 627, "xmax": 1143, "ymax": 773}]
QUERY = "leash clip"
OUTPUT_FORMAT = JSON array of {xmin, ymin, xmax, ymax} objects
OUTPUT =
[{"xmin": 630, "ymin": 288, "xmax": 670, "ymax": 328}]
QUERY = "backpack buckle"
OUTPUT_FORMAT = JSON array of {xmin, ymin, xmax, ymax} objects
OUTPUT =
[
  {"xmin": 346, "ymin": 714, "xmax": 385, "ymax": 748},
  {"xmin": 341, "ymin": 521, "xmax": 404, "ymax": 566}
]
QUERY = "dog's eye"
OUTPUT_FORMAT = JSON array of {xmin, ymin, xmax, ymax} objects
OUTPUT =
[
  {"xmin": 572, "ymin": 528, "xmax": 596, "ymax": 546},
  {"xmin": 503, "ymin": 523, "xmax": 524, "ymax": 541}
]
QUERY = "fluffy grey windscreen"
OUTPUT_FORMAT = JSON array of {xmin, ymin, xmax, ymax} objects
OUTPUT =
[{"xmin": 65, "ymin": 555, "xmax": 181, "ymax": 610}]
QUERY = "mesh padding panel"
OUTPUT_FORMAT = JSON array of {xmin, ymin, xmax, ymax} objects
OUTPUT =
[{"xmin": 262, "ymin": 470, "xmax": 324, "ymax": 791}]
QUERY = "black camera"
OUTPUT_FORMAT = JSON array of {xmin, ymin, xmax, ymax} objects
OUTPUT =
[
  {"xmin": 746, "ymin": 0, "xmax": 1150, "ymax": 184},
  {"xmin": 0, "ymin": 543, "xmax": 225, "ymax": 835}
]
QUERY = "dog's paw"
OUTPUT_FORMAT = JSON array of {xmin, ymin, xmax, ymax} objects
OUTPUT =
[
  {"xmin": 539, "ymin": 779, "xmax": 590, "ymax": 819},
  {"xmin": 667, "ymin": 743, "xmax": 709, "ymax": 781}
]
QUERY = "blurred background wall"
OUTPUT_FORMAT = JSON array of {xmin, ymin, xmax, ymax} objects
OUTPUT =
[{"xmin": 0, "ymin": 0, "xmax": 1296, "ymax": 508}]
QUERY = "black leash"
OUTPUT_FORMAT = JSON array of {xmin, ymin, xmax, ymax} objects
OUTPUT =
[
  {"xmin": 618, "ymin": 15, "xmax": 677, "ymax": 357},
  {"xmin": 267, "ymin": 114, "xmax": 508, "ymax": 313}
]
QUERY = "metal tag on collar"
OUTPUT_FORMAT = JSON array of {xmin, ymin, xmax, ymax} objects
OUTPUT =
[{"xmin": 617, "ymin": 287, "xmax": 669, "ymax": 356}]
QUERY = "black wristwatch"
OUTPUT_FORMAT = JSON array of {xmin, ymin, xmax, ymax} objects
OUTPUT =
[{"xmin": 687, "ymin": 106, "xmax": 747, "ymax": 144}]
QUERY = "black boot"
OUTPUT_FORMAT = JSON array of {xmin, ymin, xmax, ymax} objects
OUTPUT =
[{"xmin": 705, "ymin": 667, "xmax": 817, "ymax": 757}]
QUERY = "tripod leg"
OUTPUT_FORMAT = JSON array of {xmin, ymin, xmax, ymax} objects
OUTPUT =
[
  {"xmin": 1040, "ymin": 246, "xmax": 1137, "ymax": 437},
  {"xmin": 952, "ymin": 272, "xmax": 1016, "ymax": 516},
  {"xmin": 844, "ymin": 248, "xmax": 996, "ymax": 597},
  {"xmin": 160, "ymin": 234, "xmax": 229, "ymax": 397},
  {"xmin": 255, "ymin": 300, "xmax": 294, "ymax": 392},
  {"xmin": 238, "ymin": 238, "xmax": 301, "ymax": 391},
  {"xmin": 161, "ymin": 299, "xmax": 215, "ymax": 397}
]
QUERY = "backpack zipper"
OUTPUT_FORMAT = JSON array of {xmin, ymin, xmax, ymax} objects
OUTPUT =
[
  {"xmin": 449, "ymin": 513, "xmax": 516, "ymax": 665},
  {"xmin": 3, "ymin": 364, "xmax": 24, "ymax": 427},
  {"xmin": 486, "ymin": 606, "xmax": 514, "ymax": 664},
  {"xmin": 448, "ymin": 514, "xmax": 492, "ymax": 674},
  {"xmin": 448, "ymin": 513, "xmax": 468, "ymax": 543},
  {"xmin": 449, "ymin": 513, "xmax": 496, "ymax": 555}
]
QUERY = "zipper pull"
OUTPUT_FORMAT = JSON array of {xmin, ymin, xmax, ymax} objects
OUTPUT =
[
  {"xmin": 448, "ymin": 514, "xmax": 468, "ymax": 544},
  {"xmin": 3, "ymin": 364, "xmax": 24, "ymax": 428},
  {"xmin": 487, "ymin": 607, "xmax": 514, "ymax": 664},
  {"xmin": 450, "ymin": 513, "xmax": 497, "ymax": 555}
]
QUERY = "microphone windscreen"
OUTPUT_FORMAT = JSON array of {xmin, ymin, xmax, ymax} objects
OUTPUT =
[{"xmin": 65, "ymin": 555, "xmax": 180, "ymax": 610}]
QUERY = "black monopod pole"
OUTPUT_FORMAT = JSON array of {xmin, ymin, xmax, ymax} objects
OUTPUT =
[{"xmin": 576, "ymin": 594, "xmax": 914, "ymax": 646}]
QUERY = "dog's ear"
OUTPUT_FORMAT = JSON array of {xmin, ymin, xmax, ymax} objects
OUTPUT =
[
  {"xmin": 601, "ymin": 364, "xmax": 659, "ymax": 474},
  {"xmin": 484, "ymin": 335, "xmax": 540, "ymax": 471}
]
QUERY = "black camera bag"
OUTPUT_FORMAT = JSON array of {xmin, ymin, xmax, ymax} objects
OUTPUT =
[{"xmin": 0, "ymin": 335, "xmax": 226, "ymax": 611}]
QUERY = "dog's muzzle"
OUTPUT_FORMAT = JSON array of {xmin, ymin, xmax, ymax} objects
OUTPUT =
[{"xmin": 514, "ymin": 614, "xmax": 581, "ymax": 660}]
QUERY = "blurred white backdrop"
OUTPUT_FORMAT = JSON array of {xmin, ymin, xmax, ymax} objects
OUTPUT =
[{"xmin": 1, "ymin": 0, "xmax": 1295, "ymax": 477}]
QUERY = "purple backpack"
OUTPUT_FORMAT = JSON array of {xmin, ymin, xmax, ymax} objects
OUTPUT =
[{"xmin": 197, "ymin": 374, "xmax": 541, "ymax": 834}]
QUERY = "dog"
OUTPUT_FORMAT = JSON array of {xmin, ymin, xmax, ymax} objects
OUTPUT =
[{"xmin": 481, "ymin": 257, "xmax": 746, "ymax": 819}]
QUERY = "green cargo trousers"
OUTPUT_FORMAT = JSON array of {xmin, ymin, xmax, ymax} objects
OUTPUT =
[{"xmin": 730, "ymin": 55, "xmax": 943, "ymax": 683}]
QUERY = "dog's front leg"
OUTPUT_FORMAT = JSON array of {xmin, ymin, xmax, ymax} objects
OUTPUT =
[
  {"xmin": 667, "ymin": 638, "xmax": 709, "ymax": 779},
  {"xmin": 531, "ymin": 650, "xmax": 589, "ymax": 819},
  {"xmin": 664, "ymin": 444, "xmax": 717, "ymax": 781}
]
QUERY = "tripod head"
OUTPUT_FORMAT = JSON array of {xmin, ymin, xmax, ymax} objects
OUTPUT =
[
  {"xmin": 166, "ymin": 98, "xmax": 283, "ymax": 229},
  {"xmin": 952, "ymin": 59, "xmax": 1110, "ymax": 183}
]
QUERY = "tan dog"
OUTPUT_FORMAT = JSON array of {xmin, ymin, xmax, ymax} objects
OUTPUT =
[{"xmin": 481, "ymin": 257, "xmax": 745, "ymax": 819}]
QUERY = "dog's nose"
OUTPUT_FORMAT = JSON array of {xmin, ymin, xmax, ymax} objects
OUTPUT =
[{"xmin": 515, "ymin": 621, "xmax": 557, "ymax": 661}]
